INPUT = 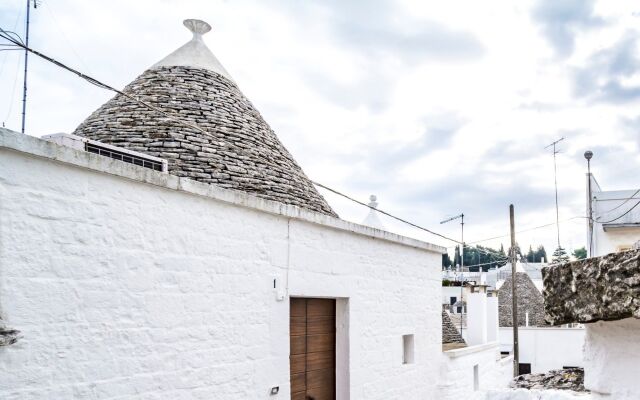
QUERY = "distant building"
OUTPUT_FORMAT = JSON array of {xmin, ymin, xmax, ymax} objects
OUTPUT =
[{"xmin": 587, "ymin": 174, "xmax": 640, "ymax": 256}]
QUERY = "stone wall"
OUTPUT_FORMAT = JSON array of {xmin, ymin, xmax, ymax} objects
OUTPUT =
[
  {"xmin": 0, "ymin": 131, "xmax": 443, "ymax": 400},
  {"xmin": 542, "ymin": 250, "xmax": 640, "ymax": 325},
  {"xmin": 73, "ymin": 66, "xmax": 336, "ymax": 217}
]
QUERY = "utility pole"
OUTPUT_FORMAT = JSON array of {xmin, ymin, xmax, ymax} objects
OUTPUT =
[
  {"xmin": 441, "ymin": 213, "xmax": 464, "ymax": 335},
  {"xmin": 21, "ymin": 0, "xmax": 38, "ymax": 134},
  {"xmin": 510, "ymin": 204, "xmax": 519, "ymax": 377},
  {"xmin": 545, "ymin": 137, "xmax": 564, "ymax": 249}
]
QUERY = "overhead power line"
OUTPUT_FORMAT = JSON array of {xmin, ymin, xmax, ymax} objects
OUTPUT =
[
  {"xmin": 312, "ymin": 181, "xmax": 462, "ymax": 244},
  {"xmin": 0, "ymin": 26, "xmax": 208, "ymax": 135},
  {"xmin": 595, "ymin": 198, "xmax": 640, "ymax": 224},
  {"xmin": 0, "ymin": 25, "xmax": 464, "ymax": 247},
  {"xmin": 596, "ymin": 188, "xmax": 640, "ymax": 215},
  {"xmin": 466, "ymin": 216, "xmax": 588, "ymax": 245},
  {"xmin": 0, "ymin": 25, "xmax": 607, "ymax": 251},
  {"xmin": 454, "ymin": 258, "xmax": 509, "ymax": 270}
]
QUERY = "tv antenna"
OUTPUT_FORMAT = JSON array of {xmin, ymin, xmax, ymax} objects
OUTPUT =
[{"xmin": 544, "ymin": 137, "xmax": 564, "ymax": 249}]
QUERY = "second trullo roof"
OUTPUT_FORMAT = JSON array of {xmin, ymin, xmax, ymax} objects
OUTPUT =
[{"xmin": 73, "ymin": 19, "xmax": 336, "ymax": 216}]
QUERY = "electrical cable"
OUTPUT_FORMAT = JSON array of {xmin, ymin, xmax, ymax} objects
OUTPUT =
[
  {"xmin": 595, "ymin": 188, "xmax": 640, "ymax": 215},
  {"xmin": 595, "ymin": 198, "xmax": 640, "ymax": 224},
  {"xmin": 0, "ymin": 25, "xmax": 609, "ymax": 249},
  {"xmin": 42, "ymin": 2, "xmax": 93, "ymax": 75},
  {"xmin": 312, "ymin": 181, "xmax": 463, "ymax": 244},
  {"xmin": 452, "ymin": 258, "xmax": 509, "ymax": 270},
  {"xmin": 0, "ymin": 7, "xmax": 23, "ymax": 78},
  {"xmin": 0, "ymin": 25, "xmax": 468, "ymax": 247},
  {"xmin": 2, "ymin": 46, "xmax": 22, "ymax": 124},
  {"xmin": 0, "ymin": 26, "xmax": 208, "ymax": 136},
  {"xmin": 466, "ymin": 216, "xmax": 588, "ymax": 245}
]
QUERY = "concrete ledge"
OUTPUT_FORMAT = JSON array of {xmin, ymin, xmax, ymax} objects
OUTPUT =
[
  {"xmin": 0, "ymin": 128, "xmax": 446, "ymax": 255},
  {"xmin": 444, "ymin": 341, "xmax": 499, "ymax": 358}
]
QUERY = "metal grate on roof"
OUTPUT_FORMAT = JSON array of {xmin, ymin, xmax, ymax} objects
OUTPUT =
[
  {"xmin": 42, "ymin": 133, "xmax": 168, "ymax": 173},
  {"xmin": 85, "ymin": 142, "xmax": 165, "ymax": 172}
]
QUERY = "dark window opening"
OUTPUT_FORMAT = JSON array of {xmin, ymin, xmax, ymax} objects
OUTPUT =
[{"xmin": 518, "ymin": 363, "xmax": 531, "ymax": 375}]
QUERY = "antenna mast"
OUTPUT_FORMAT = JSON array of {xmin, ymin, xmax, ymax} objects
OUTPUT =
[
  {"xmin": 545, "ymin": 137, "xmax": 564, "ymax": 249},
  {"xmin": 20, "ymin": 0, "xmax": 38, "ymax": 134}
]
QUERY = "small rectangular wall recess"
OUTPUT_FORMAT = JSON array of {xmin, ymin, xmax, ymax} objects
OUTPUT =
[
  {"xmin": 473, "ymin": 364, "xmax": 479, "ymax": 391},
  {"xmin": 402, "ymin": 334, "xmax": 414, "ymax": 364}
]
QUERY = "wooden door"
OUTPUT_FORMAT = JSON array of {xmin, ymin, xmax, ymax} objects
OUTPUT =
[{"xmin": 290, "ymin": 298, "xmax": 336, "ymax": 400}]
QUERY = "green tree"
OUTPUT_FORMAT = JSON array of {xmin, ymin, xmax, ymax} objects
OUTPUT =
[
  {"xmin": 551, "ymin": 246, "xmax": 570, "ymax": 264},
  {"xmin": 534, "ymin": 245, "xmax": 547, "ymax": 263},
  {"xmin": 442, "ymin": 253, "xmax": 453, "ymax": 268},
  {"xmin": 526, "ymin": 245, "xmax": 534, "ymax": 262},
  {"xmin": 572, "ymin": 247, "xmax": 587, "ymax": 260}
]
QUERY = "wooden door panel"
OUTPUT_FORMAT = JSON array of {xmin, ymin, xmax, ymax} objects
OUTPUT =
[
  {"xmin": 306, "ymin": 350, "xmax": 335, "ymax": 372},
  {"xmin": 307, "ymin": 299, "xmax": 335, "ymax": 317},
  {"xmin": 305, "ymin": 386, "xmax": 335, "ymax": 400},
  {"xmin": 306, "ymin": 316, "xmax": 334, "ymax": 335},
  {"xmin": 291, "ymin": 391, "xmax": 306, "ymax": 400},
  {"xmin": 306, "ymin": 333, "xmax": 335, "ymax": 353},
  {"xmin": 290, "ymin": 335, "xmax": 306, "ymax": 355},
  {"xmin": 290, "ymin": 298, "xmax": 335, "ymax": 400},
  {"xmin": 290, "ymin": 298, "xmax": 307, "ymax": 317},
  {"xmin": 290, "ymin": 354, "xmax": 306, "ymax": 374},
  {"xmin": 291, "ymin": 372, "xmax": 306, "ymax": 394},
  {"xmin": 306, "ymin": 368, "xmax": 335, "ymax": 390},
  {"xmin": 290, "ymin": 316, "xmax": 306, "ymax": 336}
]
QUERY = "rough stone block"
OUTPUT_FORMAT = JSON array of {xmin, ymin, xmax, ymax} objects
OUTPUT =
[{"xmin": 542, "ymin": 250, "xmax": 640, "ymax": 325}]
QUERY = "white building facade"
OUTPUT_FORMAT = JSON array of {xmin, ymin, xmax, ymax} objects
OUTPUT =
[
  {"xmin": 587, "ymin": 174, "xmax": 640, "ymax": 257},
  {"xmin": 0, "ymin": 129, "xmax": 444, "ymax": 399}
]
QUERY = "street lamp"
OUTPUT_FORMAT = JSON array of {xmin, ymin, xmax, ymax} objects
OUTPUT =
[{"xmin": 584, "ymin": 150, "xmax": 594, "ymax": 257}]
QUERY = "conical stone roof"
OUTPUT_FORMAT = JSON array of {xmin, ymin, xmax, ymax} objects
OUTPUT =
[
  {"xmin": 498, "ymin": 272, "xmax": 546, "ymax": 327},
  {"xmin": 442, "ymin": 310, "xmax": 465, "ymax": 345},
  {"xmin": 74, "ymin": 19, "xmax": 336, "ymax": 217}
]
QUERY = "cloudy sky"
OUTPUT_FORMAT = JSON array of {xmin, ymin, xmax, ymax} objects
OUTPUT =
[{"xmin": 1, "ymin": 0, "xmax": 639, "ymax": 260}]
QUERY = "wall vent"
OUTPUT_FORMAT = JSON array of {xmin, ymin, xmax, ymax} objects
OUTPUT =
[{"xmin": 42, "ymin": 133, "xmax": 168, "ymax": 173}]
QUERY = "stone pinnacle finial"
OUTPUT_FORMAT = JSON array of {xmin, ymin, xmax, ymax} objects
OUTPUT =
[
  {"xmin": 368, "ymin": 195, "xmax": 378, "ymax": 209},
  {"xmin": 183, "ymin": 19, "xmax": 212, "ymax": 38}
]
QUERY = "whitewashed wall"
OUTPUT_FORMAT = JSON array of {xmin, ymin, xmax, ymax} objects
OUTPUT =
[
  {"xmin": 583, "ymin": 318, "xmax": 640, "ymax": 400},
  {"xmin": 591, "ymin": 185, "xmax": 640, "ymax": 256},
  {"xmin": 438, "ymin": 343, "xmax": 512, "ymax": 399},
  {"xmin": 499, "ymin": 327, "xmax": 584, "ymax": 373},
  {"xmin": 0, "ymin": 131, "xmax": 443, "ymax": 400}
]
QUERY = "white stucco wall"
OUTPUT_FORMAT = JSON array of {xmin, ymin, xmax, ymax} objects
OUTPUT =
[
  {"xmin": 438, "ymin": 342, "xmax": 512, "ymax": 399},
  {"xmin": 591, "ymin": 186, "xmax": 640, "ymax": 257},
  {"xmin": 583, "ymin": 318, "xmax": 640, "ymax": 399},
  {"xmin": 499, "ymin": 327, "xmax": 585, "ymax": 373},
  {"xmin": 0, "ymin": 132, "xmax": 444, "ymax": 399}
]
